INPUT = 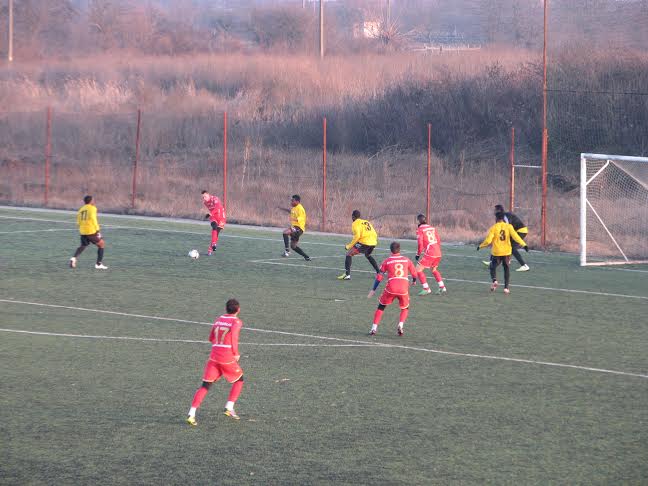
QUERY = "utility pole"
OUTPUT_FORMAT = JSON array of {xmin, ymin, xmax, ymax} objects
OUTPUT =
[
  {"xmin": 319, "ymin": 0, "xmax": 324, "ymax": 58},
  {"xmin": 8, "ymin": 0, "xmax": 13, "ymax": 62}
]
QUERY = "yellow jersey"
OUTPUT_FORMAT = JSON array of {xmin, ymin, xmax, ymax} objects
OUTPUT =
[
  {"xmin": 479, "ymin": 222, "xmax": 526, "ymax": 256},
  {"xmin": 77, "ymin": 204, "xmax": 100, "ymax": 235},
  {"xmin": 290, "ymin": 204, "xmax": 306, "ymax": 231},
  {"xmin": 346, "ymin": 218, "xmax": 378, "ymax": 249}
]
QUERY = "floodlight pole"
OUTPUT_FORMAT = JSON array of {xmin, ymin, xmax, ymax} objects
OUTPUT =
[
  {"xmin": 8, "ymin": 0, "xmax": 14, "ymax": 62},
  {"xmin": 541, "ymin": 0, "xmax": 549, "ymax": 249},
  {"xmin": 319, "ymin": 0, "xmax": 324, "ymax": 58}
]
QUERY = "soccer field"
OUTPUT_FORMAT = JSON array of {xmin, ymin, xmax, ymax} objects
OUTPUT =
[{"xmin": 1, "ymin": 206, "xmax": 647, "ymax": 485}]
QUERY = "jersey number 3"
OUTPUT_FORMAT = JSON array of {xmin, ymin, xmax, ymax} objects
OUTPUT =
[{"xmin": 499, "ymin": 229, "xmax": 506, "ymax": 241}]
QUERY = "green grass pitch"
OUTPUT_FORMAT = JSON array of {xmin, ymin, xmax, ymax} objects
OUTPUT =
[{"xmin": 1, "ymin": 207, "xmax": 647, "ymax": 484}]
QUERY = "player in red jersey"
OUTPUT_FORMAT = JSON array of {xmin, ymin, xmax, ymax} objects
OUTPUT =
[
  {"xmin": 415, "ymin": 214, "xmax": 446, "ymax": 295},
  {"xmin": 187, "ymin": 299, "xmax": 244, "ymax": 425},
  {"xmin": 201, "ymin": 190, "xmax": 226, "ymax": 256},
  {"xmin": 367, "ymin": 241, "xmax": 417, "ymax": 336}
]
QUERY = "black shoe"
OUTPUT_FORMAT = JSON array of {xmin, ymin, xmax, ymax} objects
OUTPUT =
[{"xmin": 304, "ymin": 256, "xmax": 311, "ymax": 261}]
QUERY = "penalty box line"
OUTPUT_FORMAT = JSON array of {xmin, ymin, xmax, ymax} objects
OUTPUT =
[
  {"xmin": 0, "ymin": 328, "xmax": 375, "ymax": 347},
  {"xmin": 0, "ymin": 298, "xmax": 646, "ymax": 380},
  {"xmin": 251, "ymin": 260, "xmax": 648, "ymax": 301}
]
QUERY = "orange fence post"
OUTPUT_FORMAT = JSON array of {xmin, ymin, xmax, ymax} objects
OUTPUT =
[
  {"xmin": 426, "ymin": 123, "xmax": 431, "ymax": 222},
  {"xmin": 131, "ymin": 109, "xmax": 141, "ymax": 209},
  {"xmin": 322, "ymin": 116, "xmax": 327, "ymax": 232},
  {"xmin": 44, "ymin": 107, "xmax": 52, "ymax": 206},
  {"xmin": 541, "ymin": 128, "xmax": 548, "ymax": 248},
  {"xmin": 509, "ymin": 126, "xmax": 515, "ymax": 210},
  {"xmin": 223, "ymin": 111, "xmax": 228, "ymax": 211}
]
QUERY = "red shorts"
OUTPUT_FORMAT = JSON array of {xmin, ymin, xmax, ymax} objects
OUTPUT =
[
  {"xmin": 202, "ymin": 358, "xmax": 243, "ymax": 383},
  {"xmin": 378, "ymin": 290, "xmax": 410, "ymax": 309},
  {"xmin": 419, "ymin": 254, "xmax": 441, "ymax": 268}
]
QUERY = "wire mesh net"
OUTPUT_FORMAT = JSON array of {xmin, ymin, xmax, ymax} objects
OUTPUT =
[{"xmin": 583, "ymin": 156, "xmax": 648, "ymax": 264}]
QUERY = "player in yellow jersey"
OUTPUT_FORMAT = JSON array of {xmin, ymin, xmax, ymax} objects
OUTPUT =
[
  {"xmin": 338, "ymin": 210, "xmax": 380, "ymax": 280},
  {"xmin": 69, "ymin": 195, "xmax": 108, "ymax": 270},
  {"xmin": 280, "ymin": 195, "xmax": 311, "ymax": 261},
  {"xmin": 477, "ymin": 211, "xmax": 527, "ymax": 293}
]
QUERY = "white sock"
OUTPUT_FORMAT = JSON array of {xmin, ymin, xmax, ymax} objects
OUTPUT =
[
  {"xmin": 225, "ymin": 401, "xmax": 235, "ymax": 411},
  {"xmin": 371, "ymin": 324, "xmax": 378, "ymax": 332},
  {"xmin": 422, "ymin": 283, "xmax": 429, "ymax": 290},
  {"xmin": 398, "ymin": 322, "xmax": 404, "ymax": 329},
  {"xmin": 188, "ymin": 407, "xmax": 196, "ymax": 418},
  {"xmin": 438, "ymin": 281, "xmax": 445, "ymax": 288}
]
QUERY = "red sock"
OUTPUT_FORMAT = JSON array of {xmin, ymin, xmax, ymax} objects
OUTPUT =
[
  {"xmin": 211, "ymin": 230, "xmax": 220, "ymax": 247},
  {"xmin": 228, "ymin": 380, "xmax": 244, "ymax": 402},
  {"xmin": 373, "ymin": 308, "xmax": 384, "ymax": 325},
  {"xmin": 432, "ymin": 270, "xmax": 443, "ymax": 283},
  {"xmin": 418, "ymin": 271, "xmax": 427, "ymax": 285},
  {"xmin": 191, "ymin": 386, "xmax": 209, "ymax": 409},
  {"xmin": 399, "ymin": 308, "xmax": 409, "ymax": 323}
]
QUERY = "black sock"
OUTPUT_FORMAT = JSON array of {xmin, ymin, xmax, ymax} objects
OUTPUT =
[
  {"xmin": 293, "ymin": 246, "xmax": 308, "ymax": 258},
  {"xmin": 366, "ymin": 255, "xmax": 380, "ymax": 273},
  {"xmin": 504, "ymin": 263, "xmax": 510, "ymax": 288},
  {"xmin": 490, "ymin": 262, "xmax": 497, "ymax": 281},
  {"xmin": 97, "ymin": 247, "xmax": 104, "ymax": 264},
  {"xmin": 73, "ymin": 246, "xmax": 86, "ymax": 258},
  {"xmin": 283, "ymin": 234, "xmax": 290, "ymax": 250},
  {"xmin": 344, "ymin": 256, "xmax": 352, "ymax": 275}
]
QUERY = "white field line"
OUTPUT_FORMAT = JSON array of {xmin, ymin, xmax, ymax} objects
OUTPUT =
[
  {"xmin": 0, "ymin": 328, "xmax": 374, "ymax": 347},
  {"xmin": 0, "ymin": 228, "xmax": 77, "ymax": 235},
  {"xmin": 252, "ymin": 260, "xmax": 648, "ymax": 300},
  {"xmin": 0, "ymin": 298, "xmax": 646, "ymax": 379}
]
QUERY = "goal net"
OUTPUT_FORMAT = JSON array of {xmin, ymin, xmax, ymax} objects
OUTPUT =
[{"xmin": 580, "ymin": 154, "xmax": 648, "ymax": 266}]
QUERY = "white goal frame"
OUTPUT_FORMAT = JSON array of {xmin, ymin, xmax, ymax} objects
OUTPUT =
[{"xmin": 580, "ymin": 153, "xmax": 648, "ymax": 266}]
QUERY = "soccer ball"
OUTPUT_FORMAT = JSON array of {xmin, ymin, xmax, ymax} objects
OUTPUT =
[{"xmin": 188, "ymin": 249, "xmax": 200, "ymax": 259}]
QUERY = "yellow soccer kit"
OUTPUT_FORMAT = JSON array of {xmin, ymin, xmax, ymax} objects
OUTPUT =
[
  {"xmin": 346, "ymin": 219, "xmax": 378, "ymax": 250},
  {"xmin": 479, "ymin": 222, "xmax": 526, "ymax": 256},
  {"xmin": 290, "ymin": 204, "xmax": 306, "ymax": 231},
  {"xmin": 77, "ymin": 204, "xmax": 100, "ymax": 235}
]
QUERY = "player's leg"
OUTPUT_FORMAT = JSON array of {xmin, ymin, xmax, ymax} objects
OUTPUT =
[
  {"xmin": 416, "ymin": 262, "xmax": 432, "ymax": 296},
  {"xmin": 70, "ymin": 235, "xmax": 89, "ymax": 268},
  {"xmin": 224, "ymin": 377, "xmax": 244, "ymax": 420},
  {"xmin": 92, "ymin": 235, "xmax": 108, "ymax": 270},
  {"xmin": 290, "ymin": 230, "xmax": 310, "ymax": 261},
  {"xmin": 187, "ymin": 360, "xmax": 221, "ymax": 425},
  {"xmin": 370, "ymin": 303, "xmax": 387, "ymax": 335},
  {"xmin": 514, "ymin": 232, "xmax": 530, "ymax": 271},
  {"xmin": 503, "ymin": 256, "xmax": 511, "ymax": 293},
  {"xmin": 208, "ymin": 222, "xmax": 222, "ymax": 255},
  {"xmin": 282, "ymin": 228, "xmax": 291, "ymax": 256},
  {"xmin": 431, "ymin": 260, "xmax": 446, "ymax": 293},
  {"xmin": 339, "ymin": 247, "xmax": 357, "ymax": 279},
  {"xmin": 396, "ymin": 295, "xmax": 410, "ymax": 336},
  {"xmin": 363, "ymin": 246, "xmax": 380, "ymax": 273},
  {"xmin": 489, "ymin": 256, "xmax": 499, "ymax": 291}
]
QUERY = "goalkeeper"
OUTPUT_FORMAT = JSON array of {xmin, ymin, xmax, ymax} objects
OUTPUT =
[{"xmin": 477, "ymin": 211, "xmax": 528, "ymax": 294}]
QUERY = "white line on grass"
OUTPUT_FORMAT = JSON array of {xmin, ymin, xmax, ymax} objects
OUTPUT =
[
  {"xmin": 0, "ymin": 328, "xmax": 375, "ymax": 347},
  {"xmin": 252, "ymin": 260, "xmax": 648, "ymax": 300},
  {"xmin": 1, "ymin": 298, "xmax": 646, "ymax": 379},
  {"xmin": 0, "ymin": 228, "xmax": 77, "ymax": 235}
]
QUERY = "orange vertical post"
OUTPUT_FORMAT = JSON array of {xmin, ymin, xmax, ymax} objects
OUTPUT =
[
  {"xmin": 541, "ymin": 129, "xmax": 548, "ymax": 248},
  {"xmin": 132, "ymin": 109, "xmax": 141, "ymax": 209},
  {"xmin": 426, "ymin": 123, "xmax": 431, "ymax": 222},
  {"xmin": 541, "ymin": 0, "xmax": 549, "ymax": 249},
  {"xmin": 322, "ymin": 116, "xmax": 327, "ymax": 231},
  {"xmin": 509, "ymin": 126, "xmax": 515, "ymax": 211},
  {"xmin": 44, "ymin": 107, "xmax": 52, "ymax": 206},
  {"xmin": 223, "ymin": 111, "xmax": 228, "ymax": 211}
]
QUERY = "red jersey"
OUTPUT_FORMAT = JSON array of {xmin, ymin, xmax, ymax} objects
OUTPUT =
[
  {"xmin": 379, "ymin": 253, "xmax": 418, "ymax": 295},
  {"xmin": 208, "ymin": 314, "xmax": 241, "ymax": 363},
  {"xmin": 204, "ymin": 195, "xmax": 226, "ymax": 226},
  {"xmin": 417, "ymin": 224, "xmax": 442, "ymax": 257}
]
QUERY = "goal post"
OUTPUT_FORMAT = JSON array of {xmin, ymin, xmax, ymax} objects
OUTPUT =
[{"xmin": 580, "ymin": 153, "xmax": 648, "ymax": 266}]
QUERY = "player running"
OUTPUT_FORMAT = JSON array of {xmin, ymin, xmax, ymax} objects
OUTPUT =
[
  {"xmin": 367, "ymin": 242, "xmax": 417, "ymax": 336},
  {"xmin": 483, "ymin": 205, "xmax": 530, "ymax": 271},
  {"xmin": 69, "ymin": 195, "xmax": 107, "ymax": 270},
  {"xmin": 201, "ymin": 190, "xmax": 226, "ymax": 256},
  {"xmin": 415, "ymin": 214, "xmax": 446, "ymax": 295},
  {"xmin": 280, "ymin": 194, "xmax": 311, "ymax": 261},
  {"xmin": 187, "ymin": 299, "xmax": 245, "ymax": 425},
  {"xmin": 477, "ymin": 211, "xmax": 528, "ymax": 294},
  {"xmin": 338, "ymin": 210, "xmax": 380, "ymax": 280}
]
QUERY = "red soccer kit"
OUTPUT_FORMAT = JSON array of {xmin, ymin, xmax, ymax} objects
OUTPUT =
[
  {"xmin": 204, "ymin": 195, "xmax": 226, "ymax": 228},
  {"xmin": 202, "ymin": 314, "xmax": 243, "ymax": 384},
  {"xmin": 417, "ymin": 224, "xmax": 442, "ymax": 268},
  {"xmin": 378, "ymin": 254, "xmax": 418, "ymax": 309}
]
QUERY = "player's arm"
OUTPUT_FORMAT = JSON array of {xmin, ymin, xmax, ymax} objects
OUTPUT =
[
  {"xmin": 368, "ymin": 261, "xmax": 387, "ymax": 297},
  {"xmin": 510, "ymin": 225, "xmax": 528, "ymax": 248},
  {"xmin": 208, "ymin": 325, "xmax": 216, "ymax": 344},
  {"xmin": 346, "ymin": 222, "xmax": 361, "ymax": 250},
  {"xmin": 231, "ymin": 320, "xmax": 242, "ymax": 360},
  {"xmin": 478, "ymin": 226, "xmax": 495, "ymax": 250},
  {"xmin": 297, "ymin": 206, "xmax": 306, "ymax": 230},
  {"xmin": 416, "ymin": 230, "xmax": 424, "ymax": 259}
]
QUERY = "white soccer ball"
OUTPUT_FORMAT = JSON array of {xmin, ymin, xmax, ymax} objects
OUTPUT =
[{"xmin": 188, "ymin": 249, "xmax": 200, "ymax": 259}]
